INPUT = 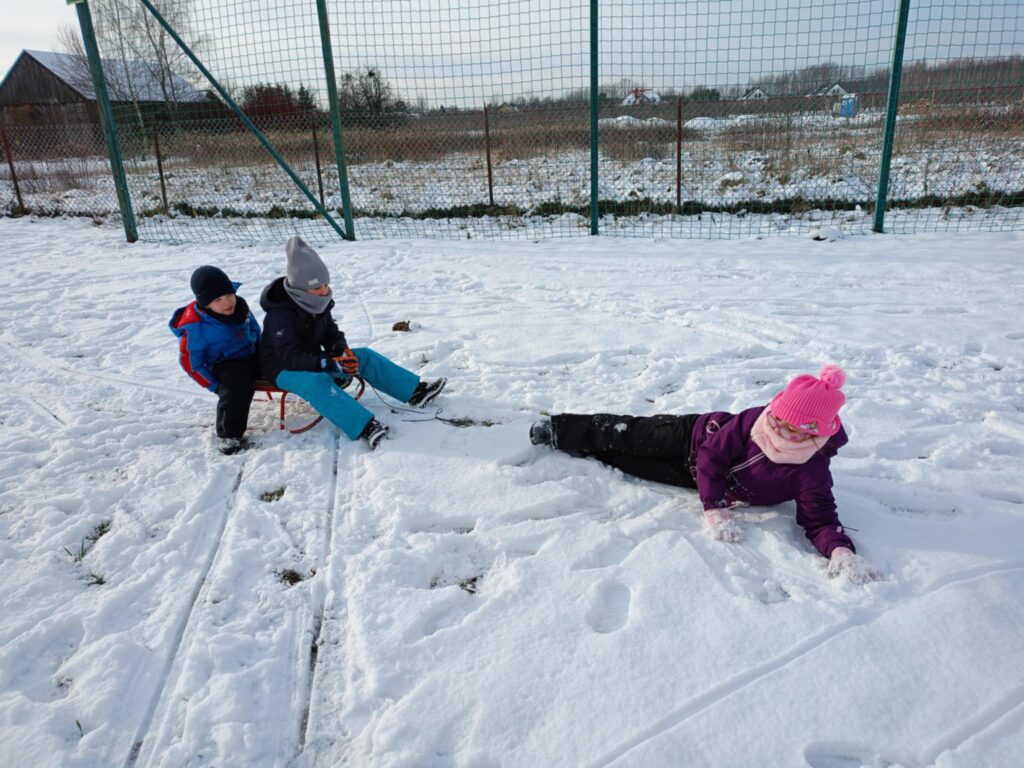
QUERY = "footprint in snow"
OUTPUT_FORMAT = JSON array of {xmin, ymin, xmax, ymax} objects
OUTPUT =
[
  {"xmin": 571, "ymin": 537, "xmax": 636, "ymax": 571},
  {"xmin": 417, "ymin": 601, "xmax": 476, "ymax": 640},
  {"xmin": 585, "ymin": 580, "xmax": 631, "ymax": 634}
]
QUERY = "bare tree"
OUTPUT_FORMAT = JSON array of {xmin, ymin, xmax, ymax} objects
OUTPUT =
[
  {"xmin": 338, "ymin": 67, "xmax": 400, "ymax": 114},
  {"xmin": 56, "ymin": 22, "xmax": 95, "ymax": 96},
  {"xmin": 58, "ymin": 1, "xmax": 203, "ymax": 131}
]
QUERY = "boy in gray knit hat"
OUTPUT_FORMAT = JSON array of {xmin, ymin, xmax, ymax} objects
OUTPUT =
[{"xmin": 259, "ymin": 236, "xmax": 446, "ymax": 449}]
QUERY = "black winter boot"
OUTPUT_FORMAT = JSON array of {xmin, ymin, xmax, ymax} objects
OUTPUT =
[
  {"xmin": 408, "ymin": 377, "xmax": 447, "ymax": 407},
  {"xmin": 360, "ymin": 418, "xmax": 389, "ymax": 450},
  {"xmin": 219, "ymin": 437, "xmax": 248, "ymax": 455},
  {"xmin": 529, "ymin": 419, "xmax": 554, "ymax": 447}
]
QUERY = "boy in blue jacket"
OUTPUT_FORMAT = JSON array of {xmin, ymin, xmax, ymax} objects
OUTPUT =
[
  {"xmin": 170, "ymin": 266, "xmax": 261, "ymax": 454},
  {"xmin": 260, "ymin": 236, "xmax": 446, "ymax": 450}
]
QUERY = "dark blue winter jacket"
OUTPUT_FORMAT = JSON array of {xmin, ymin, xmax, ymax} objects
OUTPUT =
[
  {"xmin": 169, "ymin": 287, "xmax": 260, "ymax": 392},
  {"xmin": 259, "ymin": 276, "xmax": 348, "ymax": 383}
]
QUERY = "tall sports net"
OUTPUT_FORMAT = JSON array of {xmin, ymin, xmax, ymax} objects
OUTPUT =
[{"xmin": 1, "ymin": 0, "xmax": 1022, "ymax": 242}]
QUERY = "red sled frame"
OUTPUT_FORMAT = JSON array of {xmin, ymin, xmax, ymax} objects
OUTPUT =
[{"xmin": 254, "ymin": 376, "xmax": 365, "ymax": 434}]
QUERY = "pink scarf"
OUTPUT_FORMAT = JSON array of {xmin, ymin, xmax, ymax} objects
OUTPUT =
[{"xmin": 749, "ymin": 409, "xmax": 828, "ymax": 465}]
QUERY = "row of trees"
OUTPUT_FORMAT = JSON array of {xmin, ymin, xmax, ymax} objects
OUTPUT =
[
  {"xmin": 239, "ymin": 69, "xmax": 410, "ymax": 128},
  {"xmin": 750, "ymin": 56, "xmax": 1024, "ymax": 97}
]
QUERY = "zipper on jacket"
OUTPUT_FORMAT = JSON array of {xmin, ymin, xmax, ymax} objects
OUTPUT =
[{"xmin": 730, "ymin": 452, "xmax": 765, "ymax": 473}]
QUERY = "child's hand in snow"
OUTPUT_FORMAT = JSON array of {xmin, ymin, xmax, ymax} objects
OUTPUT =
[
  {"xmin": 704, "ymin": 509, "xmax": 743, "ymax": 543},
  {"xmin": 828, "ymin": 546, "xmax": 883, "ymax": 584}
]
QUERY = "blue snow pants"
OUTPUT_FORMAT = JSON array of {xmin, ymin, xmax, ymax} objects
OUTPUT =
[{"xmin": 276, "ymin": 347, "xmax": 419, "ymax": 439}]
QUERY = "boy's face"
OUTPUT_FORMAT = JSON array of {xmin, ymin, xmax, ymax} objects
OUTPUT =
[
  {"xmin": 207, "ymin": 293, "xmax": 236, "ymax": 315},
  {"xmin": 307, "ymin": 283, "xmax": 330, "ymax": 297}
]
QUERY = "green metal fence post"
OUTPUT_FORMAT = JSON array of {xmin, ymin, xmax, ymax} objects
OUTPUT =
[
  {"xmin": 873, "ymin": 0, "xmax": 912, "ymax": 234},
  {"xmin": 589, "ymin": 0, "xmax": 599, "ymax": 235},
  {"xmin": 75, "ymin": 0, "xmax": 138, "ymax": 242},
  {"xmin": 316, "ymin": 0, "xmax": 356, "ymax": 240},
  {"xmin": 135, "ymin": 0, "xmax": 348, "ymax": 239}
]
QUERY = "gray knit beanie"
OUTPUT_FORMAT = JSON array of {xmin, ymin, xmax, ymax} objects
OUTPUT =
[{"xmin": 285, "ymin": 236, "xmax": 330, "ymax": 290}]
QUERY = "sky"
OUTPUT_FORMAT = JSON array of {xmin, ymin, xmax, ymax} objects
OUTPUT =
[
  {"xmin": 0, "ymin": 216, "xmax": 1022, "ymax": 766},
  {"xmin": 0, "ymin": 1, "xmax": 77, "ymax": 81},
  {"xmin": 2, "ymin": 1, "xmax": 1023, "ymax": 109}
]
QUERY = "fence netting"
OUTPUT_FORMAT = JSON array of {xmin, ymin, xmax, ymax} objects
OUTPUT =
[{"xmin": 1, "ymin": 0, "xmax": 1022, "ymax": 243}]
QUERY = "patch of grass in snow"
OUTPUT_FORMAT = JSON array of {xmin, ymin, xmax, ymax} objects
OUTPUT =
[
  {"xmin": 442, "ymin": 417, "xmax": 495, "ymax": 428},
  {"xmin": 63, "ymin": 519, "xmax": 112, "ymax": 563},
  {"xmin": 113, "ymin": 186, "xmax": 1024, "ymax": 225},
  {"xmin": 430, "ymin": 574, "xmax": 482, "ymax": 594},
  {"xmin": 86, "ymin": 571, "xmax": 106, "ymax": 586},
  {"xmin": 260, "ymin": 487, "xmax": 286, "ymax": 503},
  {"xmin": 277, "ymin": 568, "xmax": 306, "ymax": 586}
]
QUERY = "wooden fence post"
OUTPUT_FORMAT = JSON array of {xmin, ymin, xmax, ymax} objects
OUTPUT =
[
  {"xmin": 151, "ymin": 124, "xmax": 168, "ymax": 213},
  {"xmin": 311, "ymin": 116, "xmax": 325, "ymax": 208},
  {"xmin": 676, "ymin": 96, "xmax": 682, "ymax": 212},
  {"xmin": 484, "ymin": 104, "xmax": 495, "ymax": 207},
  {"xmin": 1, "ymin": 122, "xmax": 26, "ymax": 214}
]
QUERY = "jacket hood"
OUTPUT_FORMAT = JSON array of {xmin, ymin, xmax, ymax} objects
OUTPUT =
[
  {"xmin": 168, "ymin": 301, "xmax": 201, "ymax": 338},
  {"xmin": 259, "ymin": 276, "xmax": 291, "ymax": 312},
  {"xmin": 260, "ymin": 275, "xmax": 335, "ymax": 315},
  {"xmin": 818, "ymin": 423, "xmax": 848, "ymax": 458}
]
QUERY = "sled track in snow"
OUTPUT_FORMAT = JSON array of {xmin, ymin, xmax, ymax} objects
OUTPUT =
[
  {"xmin": 587, "ymin": 559, "xmax": 1024, "ymax": 768},
  {"xmin": 0, "ymin": 339, "xmax": 201, "ymax": 401},
  {"xmin": 295, "ymin": 433, "xmax": 343, "ymax": 756},
  {"xmin": 122, "ymin": 465, "xmax": 247, "ymax": 768}
]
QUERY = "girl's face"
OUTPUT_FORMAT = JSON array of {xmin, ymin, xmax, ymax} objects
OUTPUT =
[
  {"xmin": 307, "ymin": 283, "xmax": 330, "ymax": 297},
  {"xmin": 765, "ymin": 410, "xmax": 816, "ymax": 443},
  {"xmin": 207, "ymin": 293, "xmax": 236, "ymax": 315}
]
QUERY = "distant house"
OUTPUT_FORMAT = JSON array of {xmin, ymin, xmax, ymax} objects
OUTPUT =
[
  {"xmin": 0, "ymin": 49, "xmax": 206, "ymax": 127},
  {"xmin": 621, "ymin": 87, "xmax": 661, "ymax": 106},
  {"xmin": 494, "ymin": 102, "xmax": 520, "ymax": 114},
  {"xmin": 806, "ymin": 82, "xmax": 849, "ymax": 98},
  {"xmin": 739, "ymin": 87, "xmax": 770, "ymax": 100}
]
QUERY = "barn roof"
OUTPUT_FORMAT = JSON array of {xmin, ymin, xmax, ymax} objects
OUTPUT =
[{"xmin": 20, "ymin": 49, "xmax": 206, "ymax": 103}]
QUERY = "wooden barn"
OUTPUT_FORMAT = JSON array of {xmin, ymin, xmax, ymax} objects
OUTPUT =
[{"xmin": 0, "ymin": 49, "xmax": 207, "ymax": 128}]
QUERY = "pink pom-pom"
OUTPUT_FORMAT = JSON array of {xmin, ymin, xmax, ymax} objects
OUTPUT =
[{"xmin": 819, "ymin": 364, "xmax": 846, "ymax": 390}]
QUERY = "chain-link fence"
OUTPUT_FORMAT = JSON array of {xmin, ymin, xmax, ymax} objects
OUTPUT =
[{"xmin": 2, "ymin": 0, "xmax": 1022, "ymax": 242}]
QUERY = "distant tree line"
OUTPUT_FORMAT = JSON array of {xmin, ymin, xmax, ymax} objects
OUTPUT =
[
  {"xmin": 480, "ymin": 55, "xmax": 1023, "ymax": 112},
  {"xmin": 237, "ymin": 68, "xmax": 411, "ymax": 129},
  {"xmin": 749, "ymin": 56, "xmax": 1024, "ymax": 98}
]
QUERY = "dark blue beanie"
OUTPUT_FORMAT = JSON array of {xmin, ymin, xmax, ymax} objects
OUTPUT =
[{"xmin": 190, "ymin": 266, "xmax": 234, "ymax": 307}]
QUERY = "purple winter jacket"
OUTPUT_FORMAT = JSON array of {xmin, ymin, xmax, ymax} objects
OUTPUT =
[{"xmin": 688, "ymin": 406, "xmax": 854, "ymax": 557}]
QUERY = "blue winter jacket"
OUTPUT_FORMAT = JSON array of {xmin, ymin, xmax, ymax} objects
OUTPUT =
[
  {"xmin": 169, "ymin": 286, "xmax": 260, "ymax": 392},
  {"xmin": 689, "ymin": 406, "xmax": 854, "ymax": 557}
]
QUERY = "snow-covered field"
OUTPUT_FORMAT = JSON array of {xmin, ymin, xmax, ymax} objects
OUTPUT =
[
  {"xmin": 3, "ymin": 107, "xmax": 1022, "ymax": 242},
  {"xmin": 1, "ymin": 217, "xmax": 1023, "ymax": 768}
]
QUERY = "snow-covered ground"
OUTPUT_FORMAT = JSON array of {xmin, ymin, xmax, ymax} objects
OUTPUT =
[{"xmin": 1, "ymin": 217, "xmax": 1023, "ymax": 768}]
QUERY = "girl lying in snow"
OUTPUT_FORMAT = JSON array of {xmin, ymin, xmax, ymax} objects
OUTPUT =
[{"xmin": 530, "ymin": 365, "xmax": 882, "ymax": 584}]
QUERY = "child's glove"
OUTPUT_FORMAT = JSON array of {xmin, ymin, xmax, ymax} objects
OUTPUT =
[
  {"xmin": 828, "ymin": 546, "xmax": 883, "ymax": 584},
  {"xmin": 704, "ymin": 508, "xmax": 743, "ymax": 543},
  {"xmin": 336, "ymin": 348, "xmax": 360, "ymax": 376}
]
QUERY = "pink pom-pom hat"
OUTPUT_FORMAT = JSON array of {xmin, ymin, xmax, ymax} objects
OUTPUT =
[{"xmin": 769, "ymin": 364, "xmax": 847, "ymax": 436}]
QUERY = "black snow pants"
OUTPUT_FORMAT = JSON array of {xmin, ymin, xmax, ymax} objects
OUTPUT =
[
  {"xmin": 212, "ymin": 355, "xmax": 260, "ymax": 438},
  {"xmin": 550, "ymin": 412, "xmax": 701, "ymax": 489}
]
